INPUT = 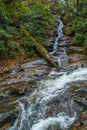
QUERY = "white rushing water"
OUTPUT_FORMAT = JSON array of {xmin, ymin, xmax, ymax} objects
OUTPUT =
[
  {"xmin": 53, "ymin": 16, "xmax": 64, "ymax": 52},
  {"xmin": 9, "ymin": 67, "xmax": 87, "ymax": 130},
  {"xmin": 31, "ymin": 112, "xmax": 76, "ymax": 130}
]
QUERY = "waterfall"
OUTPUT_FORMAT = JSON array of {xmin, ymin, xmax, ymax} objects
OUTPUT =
[
  {"xmin": 53, "ymin": 16, "xmax": 64, "ymax": 52},
  {"xmin": 9, "ymin": 68, "xmax": 87, "ymax": 130},
  {"xmin": 8, "ymin": 16, "xmax": 87, "ymax": 130}
]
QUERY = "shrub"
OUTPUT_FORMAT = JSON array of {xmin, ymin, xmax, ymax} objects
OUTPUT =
[
  {"xmin": 0, "ymin": 29, "xmax": 12, "ymax": 38},
  {"xmin": 28, "ymin": 49, "xmax": 36, "ymax": 57},
  {"xmin": 73, "ymin": 33, "xmax": 84, "ymax": 44},
  {"xmin": 22, "ymin": 37, "xmax": 36, "ymax": 57},
  {"xmin": 0, "ymin": 41, "xmax": 9, "ymax": 53},
  {"xmin": 7, "ymin": 1, "xmax": 30, "ymax": 21},
  {"xmin": 7, "ymin": 40, "xmax": 20, "ymax": 50},
  {"xmin": 22, "ymin": 37, "xmax": 35, "ymax": 50},
  {"xmin": 0, "ymin": 0, "xmax": 56, "ymax": 57},
  {"xmin": 24, "ymin": 1, "xmax": 53, "ymax": 45},
  {"xmin": 71, "ymin": 16, "xmax": 87, "ymax": 47},
  {"xmin": 9, "ymin": 51, "xmax": 17, "ymax": 58}
]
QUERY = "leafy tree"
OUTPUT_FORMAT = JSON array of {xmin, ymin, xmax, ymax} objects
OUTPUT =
[{"xmin": 0, "ymin": 0, "xmax": 56, "ymax": 57}]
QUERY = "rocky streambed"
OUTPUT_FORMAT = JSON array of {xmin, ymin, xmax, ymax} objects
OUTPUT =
[
  {"xmin": 0, "ymin": 21, "xmax": 87, "ymax": 130},
  {"xmin": 0, "ymin": 58, "xmax": 51, "ymax": 130}
]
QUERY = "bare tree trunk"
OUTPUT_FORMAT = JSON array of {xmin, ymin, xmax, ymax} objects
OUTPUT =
[{"xmin": 20, "ymin": 24, "xmax": 59, "ymax": 69}]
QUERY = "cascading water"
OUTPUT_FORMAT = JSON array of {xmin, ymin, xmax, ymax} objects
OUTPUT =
[
  {"xmin": 9, "ymin": 68, "xmax": 87, "ymax": 130},
  {"xmin": 8, "ymin": 17, "xmax": 87, "ymax": 130},
  {"xmin": 53, "ymin": 16, "xmax": 64, "ymax": 52}
]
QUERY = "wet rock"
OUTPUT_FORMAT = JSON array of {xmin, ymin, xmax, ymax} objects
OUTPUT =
[
  {"xmin": 59, "ymin": 36, "xmax": 74, "ymax": 47},
  {"xmin": 0, "ymin": 108, "xmax": 19, "ymax": 129},
  {"xmin": 10, "ymin": 86, "xmax": 27, "ymax": 95},
  {"xmin": 72, "ymin": 112, "xmax": 87, "ymax": 130},
  {"xmin": 0, "ymin": 82, "xmax": 27, "ymax": 96},
  {"xmin": 58, "ymin": 41, "xmax": 74, "ymax": 47},
  {"xmin": 63, "ymin": 60, "xmax": 87, "ymax": 72},
  {"xmin": 74, "ymin": 98, "xmax": 87, "ymax": 108},
  {"xmin": 0, "ymin": 97, "xmax": 20, "ymax": 129},
  {"xmin": 47, "ymin": 44, "xmax": 54, "ymax": 52},
  {"xmin": 60, "ymin": 37, "xmax": 68, "ymax": 41},
  {"xmin": 0, "ymin": 57, "xmax": 50, "ymax": 129},
  {"xmin": 69, "ymin": 54, "xmax": 87, "ymax": 63},
  {"xmin": 67, "ymin": 47, "xmax": 84, "ymax": 54},
  {"xmin": 66, "ymin": 81, "xmax": 87, "ymax": 117},
  {"xmin": 48, "ymin": 126, "xmax": 61, "ymax": 130},
  {"xmin": 2, "ymin": 66, "xmax": 22, "ymax": 75},
  {"xmin": 68, "ymin": 81, "xmax": 87, "ymax": 88},
  {"xmin": 73, "ymin": 60, "xmax": 87, "ymax": 68},
  {"xmin": 11, "ymin": 66, "xmax": 22, "ymax": 73},
  {"xmin": 49, "ymin": 30, "xmax": 57, "ymax": 37},
  {"xmin": 21, "ymin": 59, "xmax": 47, "ymax": 69}
]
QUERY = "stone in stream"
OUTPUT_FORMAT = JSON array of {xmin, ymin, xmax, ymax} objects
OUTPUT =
[
  {"xmin": 21, "ymin": 59, "xmax": 47, "ymax": 69},
  {"xmin": 0, "ymin": 97, "xmax": 20, "ymax": 129},
  {"xmin": 58, "ymin": 36, "xmax": 74, "ymax": 47},
  {"xmin": 2, "ymin": 66, "xmax": 22, "ymax": 75},
  {"xmin": 68, "ymin": 54, "xmax": 87, "ymax": 63},
  {"xmin": 66, "ymin": 81, "xmax": 87, "ymax": 130},
  {"xmin": 61, "ymin": 60, "xmax": 87, "ymax": 73},
  {"xmin": 0, "ymin": 58, "xmax": 50, "ymax": 129},
  {"xmin": 72, "ymin": 111, "xmax": 87, "ymax": 130},
  {"xmin": 58, "ymin": 41, "xmax": 74, "ymax": 47},
  {"xmin": 67, "ymin": 47, "xmax": 84, "ymax": 54},
  {"xmin": 0, "ymin": 81, "xmax": 36, "ymax": 129},
  {"xmin": 69, "ymin": 60, "xmax": 87, "ymax": 68},
  {"xmin": 0, "ymin": 109, "xmax": 19, "ymax": 130},
  {"xmin": 0, "ymin": 82, "xmax": 27, "ymax": 96}
]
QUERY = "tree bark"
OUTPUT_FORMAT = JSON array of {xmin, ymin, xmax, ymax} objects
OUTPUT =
[{"xmin": 20, "ymin": 24, "xmax": 59, "ymax": 69}]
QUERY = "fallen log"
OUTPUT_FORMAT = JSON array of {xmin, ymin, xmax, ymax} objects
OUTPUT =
[{"xmin": 20, "ymin": 24, "xmax": 59, "ymax": 69}]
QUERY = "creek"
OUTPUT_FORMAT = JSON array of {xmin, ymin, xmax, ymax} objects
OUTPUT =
[
  {"xmin": 9, "ymin": 68, "xmax": 87, "ymax": 130},
  {"xmin": 0, "ymin": 16, "xmax": 87, "ymax": 130}
]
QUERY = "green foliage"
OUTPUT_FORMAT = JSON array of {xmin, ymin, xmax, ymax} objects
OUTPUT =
[
  {"xmin": 0, "ymin": 1, "xmax": 9, "ymax": 24},
  {"xmin": 0, "ymin": 29, "xmax": 12, "ymax": 38},
  {"xmin": 0, "ymin": 41, "xmax": 8, "ymax": 53},
  {"xmin": 2, "ymin": 0, "xmax": 13, "ymax": 4},
  {"xmin": 57, "ymin": 0, "xmax": 87, "ymax": 49},
  {"xmin": 7, "ymin": 40, "xmax": 20, "ymax": 50},
  {"xmin": 22, "ymin": 37, "xmax": 35, "ymax": 49},
  {"xmin": 71, "ymin": 11, "xmax": 87, "ymax": 47},
  {"xmin": 83, "ymin": 38, "xmax": 87, "ymax": 49},
  {"xmin": 71, "ymin": 18, "xmax": 87, "ymax": 33},
  {"xmin": 28, "ymin": 49, "xmax": 36, "ymax": 57},
  {"xmin": 24, "ymin": 1, "xmax": 53, "ymax": 45},
  {"xmin": 73, "ymin": 33, "xmax": 84, "ymax": 44},
  {"xmin": 9, "ymin": 51, "xmax": 17, "ymax": 58},
  {"xmin": 5, "ymin": 25, "xmax": 19, "ymax": 35},
  {"xmin": 22, "ymin": 37, "xmax": 36, "ymax": 56},
  {"xmin": 0, "ymin": 0, "xmax": 56, "ymax": 57},
  {"xmin": 7, "ymin": 1, "xmax": 30, "ymax": 21}
]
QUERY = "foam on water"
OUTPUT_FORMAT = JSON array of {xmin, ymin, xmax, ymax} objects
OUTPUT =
[
  {"xmin": 9, "ymin": 102, "xmax": 28, "ymax": 130},
  {"xmin": 29, "ymin": 68, "xmax": 87, "ymax": 130},
  {"xmin": 31, "ymin": 112, "xmax": 76, "ymax": 130},
  {"xmin": 38, "ymin": 68, "xmax": 87, "ymax": 104},
  {"xmin": 9, "ymin": 67, "xmax": 87, "ymax": 130}
]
